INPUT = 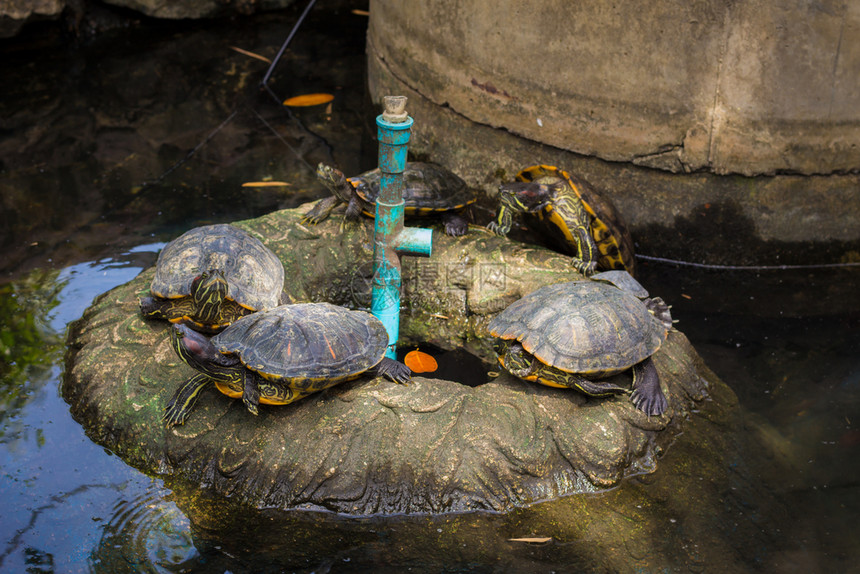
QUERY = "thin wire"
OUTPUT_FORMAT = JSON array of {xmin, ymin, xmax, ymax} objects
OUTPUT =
[
  {"xmin": 247, "ymin": 103, "xmax": 316, "ymax": 173},
  {"xmin": 140, "ymin": 109, "xmax": 240, "ymax": 189},
  {"xmin": 140, "ymin": 0, "xmax": 320, "ymax": 190},
  {"xmin": 636, "ymin": 253, "xmax": 860, "ymax": 271},
  {"xmin": 262, "ymin": 0, "xmax": 319, "ymax": 104}
]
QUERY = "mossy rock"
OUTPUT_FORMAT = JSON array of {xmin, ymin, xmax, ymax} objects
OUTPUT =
[{"xmin": 64, "ymin": 204, "xmax": 717, "ymax": 515}]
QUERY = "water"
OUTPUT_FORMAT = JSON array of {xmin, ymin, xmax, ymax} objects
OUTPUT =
[{"xmin": 2, "ymin": 3, "xmax": 859, "ymax": 572}]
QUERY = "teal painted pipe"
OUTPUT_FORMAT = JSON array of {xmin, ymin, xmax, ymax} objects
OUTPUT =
[{"xmin": 372, "ymin": 96, "xmax": 434, "ymax": 359}]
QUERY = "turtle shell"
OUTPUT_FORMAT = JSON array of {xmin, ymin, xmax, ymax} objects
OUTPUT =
[
  {"xmin": 487, "ymin": 281, "xmax": 666, "ymax": 376},
  {"xmin": 150, "ymin": 224, "xmax": 284, "ymax": 312},
  {"xmin": 516, "ymin": 165, "xmax": 636, "ymax": 276},
  {"xmin": 211, "ymin": 303, "xmax": 389, "ymax": 382},
  {"xmin": 351, "ymin": 162, "xmax": 475, "ymax": 214},
  {"xmin": 591, "ymin": 270, "xmax": 649, "ymax": 299}
]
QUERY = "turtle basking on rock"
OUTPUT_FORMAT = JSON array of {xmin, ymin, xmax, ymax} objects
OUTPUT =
[
  {"xmin": 488, "ymin": 271, "xmax": 671, "ymax": 416},
  {"xmin": 139, "ymin": 224, "xmax": 285, "ymax": 334},
  {"xmin": 163, "ymin": 303, "xmax": 412, "ymax": 427},
  {"xmin": 488, "ymin": 165, "xmax": 636, "ymax": 276},
  {"xmin": 303, "ymin": 162, "xmax": 476, "ymax": 236}
]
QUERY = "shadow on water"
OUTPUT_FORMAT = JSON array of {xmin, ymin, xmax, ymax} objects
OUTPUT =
[
  {"xmin": 0, "ymin": 0, "xmax": 376, "ymax": 280},
  {"xmin": 1, "ymin": 0, "xmax": 860, "ymax": 571}
]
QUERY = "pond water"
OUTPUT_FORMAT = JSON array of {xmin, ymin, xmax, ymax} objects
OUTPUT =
[{"xmin": 2, "ymin": 3, "xmax": 859, "ymax": 572}]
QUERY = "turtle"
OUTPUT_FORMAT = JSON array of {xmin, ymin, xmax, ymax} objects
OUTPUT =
[
  {"xmin": 139, "ymin": 224, "xmax": 285, "ymax": 334},
  {"xmin": 487, "ymin": 165, "xmax": 636, "ymax": 277},
  {"xmin": 302, "ymin": 162, "xmax": 476, "ymax": 236},
  {"xmin": 487, "ymin": 271, "xmax": 672, "ymax": 416},
  {"xmin": 163, "ymin": 303, "xmax": 412, "ymax": 426}
]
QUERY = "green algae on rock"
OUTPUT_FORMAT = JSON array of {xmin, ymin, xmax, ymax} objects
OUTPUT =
[{"xmin": 64, "ymin": 204, "xmax": 715, "ymax": 514}]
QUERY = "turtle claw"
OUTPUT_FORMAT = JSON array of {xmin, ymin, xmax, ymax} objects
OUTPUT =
[
  {"xmin": 486, "ymin": 220, "xmax": 509, "ymax": 236},
  {"xmin": 630, "ymin": 359, "xmax": 667, "ymax": 416},
  {"xmin": 303, "ymin": 195, "xmax": 341, "ymax": 226},
  {"xmin": 631, "ymin": 387, "xmax": 668, "ymax": 416},
  {"xmin": 162, "ymin": 404, "xmax": 189, "ymax": 427},
  {"xmin": 572, "ymin": 259, "xmax": 598, "ymax": 277},
  {"xmin": 337, "ymin": 216, "xmax": 360, "ymax": 234},
  {"xmin": 242, "ymin": 375, "xmax": 261, "ymax": 416},
  {"xmin": 441, "ymin": 213, "xmax": 469, "ymax": 237},
  {"xmin": 163, "ymin": 373, "xmax": 210, "ymax": 427},
  {"xmin": 445, "ymin": 222, "xmax": 468, "ymax": 237},
  {"xmin": 375, "ymin": 357, "xmax": 412, "ymax": 384}
]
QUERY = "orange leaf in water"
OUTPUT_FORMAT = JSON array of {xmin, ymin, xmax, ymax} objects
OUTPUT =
[
  {"xmin": 404, "ymin": 350, "xmax": 438, "ymax": 374},
  {"xmin": 241, "ymin": 181, "xmax": 291, "ymax": 187},
  {"xmin": 229, "ymin": 46, "xmax": 272, "ymax": 63},
  {"xmin": 283, "ymin": 93, "xmax": 335, "ymax": 107}
]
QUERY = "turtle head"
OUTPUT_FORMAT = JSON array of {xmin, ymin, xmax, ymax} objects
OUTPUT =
[
  {"xmin": 190, "ymin": 269, "xmax": 229, "ymax": 324},
  {"xmin": 494, "ymin": 339, "xmax": 536, "ymax": 378},
  {"xmin": 170, "ymin": 323, "xmax": 238, "ymax": 375},
  {"xmin": 316, "ymin": 163, "xmax": 355, "ymax": 202},
  {"xmin": 498, "ymin": 181, "xmax": 554, "ymax": 213}
]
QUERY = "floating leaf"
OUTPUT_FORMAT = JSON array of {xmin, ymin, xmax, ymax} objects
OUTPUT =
[
  {"xmin": 283, "ymin": 93, "xmax": 335, "ymax": 107},
  {"xmin": 229, "ymin": 46, "xmax": 272, "ymax": 63},
  {"xmin": 241, "ymin": 181, "xmax": 291, "ymax": 188},
  {"xmin": 404, "ymin": 349, "xmax": 438, "ymax": 374}
]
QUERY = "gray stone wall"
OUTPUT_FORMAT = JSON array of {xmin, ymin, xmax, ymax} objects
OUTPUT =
[
  {"xmin": 368, "ymin": 0, "xmax": 859, "ymax": 177},
  {"xmin": 367, "ymin": 0, "xmax": 860, "ymax": 253}
]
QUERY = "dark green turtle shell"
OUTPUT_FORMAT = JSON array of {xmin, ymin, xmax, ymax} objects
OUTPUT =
[
  {"xmin": 487, "ymin": 280, "xmax": 666, "ymax": 376},
  {"xmin": 150, "ymin": 224, "xmax": 284, "ymax": 312},
  {"xmin": 350, "ymin": 162, "xmax": 476, "ymax": 215},
  {"xmin": 516, "ymin": 165, "xmax": 636, "ymax": 276},
  {"xmin": 211, "ymin": 303, "xmax": 389, "ymax": 382}
]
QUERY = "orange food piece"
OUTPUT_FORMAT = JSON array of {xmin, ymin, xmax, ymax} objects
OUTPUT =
[
  {"xmin": 282, "ymin": 93, "xmax": 335, "ymax": 107},
  {"xmin": 404, "ymin": 349, "xmax": 438, "ymax": 373}
]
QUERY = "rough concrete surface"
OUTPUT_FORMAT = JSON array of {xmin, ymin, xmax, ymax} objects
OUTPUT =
[{"xmin": 368, "ymin": 0, "xmax": 860, "ymax": 177}]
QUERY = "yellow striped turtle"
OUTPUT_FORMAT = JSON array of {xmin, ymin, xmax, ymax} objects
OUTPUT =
[
  {"xmin": 139, "ymin": 224, "xmax": 285, "ymax": 334},
  {"xmin": 488, "ymin": 272, "xmax": 671, "ymax": 415},
  {"xmin": 303, "ymin": 162, "xmax": 476, "ymax": 236},
  {"xmin": 163, "ymin": 303, "xmax": 412, "ymax": 426},
  {"xmin": 488, "ymin": 165, "xmax": 636, "ymax": 276}
]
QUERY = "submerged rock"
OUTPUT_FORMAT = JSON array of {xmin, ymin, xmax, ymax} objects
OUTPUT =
[{"xmin": 64, "ymin": 204, "xmax": 716, "ymax": 514}]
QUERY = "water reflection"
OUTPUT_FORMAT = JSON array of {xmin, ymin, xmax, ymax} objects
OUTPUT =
[
  {"xmin": 0, "ymin": 249, "xmax": 172, "ymax": 572},
  {"xmin": 90, "ymin": 489, "xmax": 199, "ymax": 574},
  {"xmin": 1, "ymin": 5, "xmax": 375, "ymax": 281},
  {"xmin": 0, "ymin": 270, "xmax": 64, "ymax": 440}
]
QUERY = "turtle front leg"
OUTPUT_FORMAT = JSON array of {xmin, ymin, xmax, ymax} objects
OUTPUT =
[
  {"xmin": 140, "ymin": 296, "xmax": 193, "ymax": 322},
  {"xmin": 630, "ymin": 358, "xmax": 667, "ymax": 416},
  {"xmin": 644, "ymin": 296, "xmax": 674, "ymax": 331},
  {"xmin": 163, "ymin": 373, "xmax": 211, "ymax": 427},
  {"xmin": 344, "ymin": 196, "xmax": 366, "ymax": 222},
  {"xmin": 570, "ymin": 225, "xmax": 598, "ymax": 277},
  {"xmin": 373, "ymin": 357, "xmax": 412, "ymax": 384},
  {"xmin": 241, "ymin": 370, "xmax": 261, "ymax": 416},
  {"xmin": 487, "ymin": 191, "xmax": 518, "ymax": 236},
  {"xmin": 302, "ymin": 195, "xmax": 342, "ymax": 225},
  {"xmin": 441, "ymin": 211, "xmax": 469, "ymax": 237},
  {"xmin": 542, "ymin": 370, "xmax": 628, "ymax": 396},
  {"xmin": 139, "ymin": 296, "xmax": 169, "ymax": 319}
]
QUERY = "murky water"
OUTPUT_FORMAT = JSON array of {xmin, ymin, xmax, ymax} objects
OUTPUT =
[{"xmin": 2, "ymin": 3, "xmax": 859, "ymax": 572}]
